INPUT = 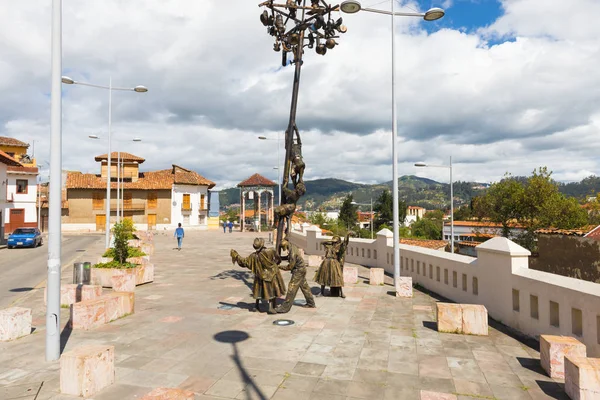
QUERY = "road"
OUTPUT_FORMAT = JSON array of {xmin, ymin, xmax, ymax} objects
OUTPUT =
[{"xmin": 0, "ymin": 234, "xmax": 102, "ymax": 308}]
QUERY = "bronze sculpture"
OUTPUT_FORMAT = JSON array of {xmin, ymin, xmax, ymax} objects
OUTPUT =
[
  {"xmin": 258, "ymin": 0, "xmax": 347, "ymax": 252},
  {"xmin": 275, "ymin": 237, "xmax": 316, "ymax": 313},
  {"xmin": 230, "ymin": 238, "xmax": 286, "ymax": 314},
  {"xmin": 314, "ymin": 232, "xmax": 353, "ymax": 297}
]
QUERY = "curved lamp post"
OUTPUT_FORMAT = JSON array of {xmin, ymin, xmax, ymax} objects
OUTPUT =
[
  {"xmin": 341, "ymin": 0, "xmax": 444, "ymax": 290},
  {"xmin": 62, "ymin": 76, "xmax": 147, "ymax": 248},
  {"xmin": 415, "ymin": 158, "xmax": 454, "ymax": 252}
]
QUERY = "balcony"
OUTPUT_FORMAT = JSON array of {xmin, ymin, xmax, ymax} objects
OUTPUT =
[
  {"xmin": 110, "ymin": 202, "xmax": 145, "ymax": 211},
  {"xmin": 181, "ymin": 204, "xmax": 192, "ymax": 214},
  {"xmin": 199, "ymin": 204, "xmax": 208, "ymax": 213}
]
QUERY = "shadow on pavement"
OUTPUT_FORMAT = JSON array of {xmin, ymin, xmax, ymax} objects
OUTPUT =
[
  {"xmin": 535, "ymin": 380, "xmax": 568, "ymax": 399},
  {"xmin": 9, "ymin": 287, "xmax": 34, "ymax": 292},
  {"xmin": 210, "ymin": 270, "xmax": 254, "ymax": 290},
  {"xmin": 214, "ymin": 330, "xmax": 267, "ymax": 400},
  {"xmin": 60, "ymin": 322, "xmax": 73, "ymax": 355}
]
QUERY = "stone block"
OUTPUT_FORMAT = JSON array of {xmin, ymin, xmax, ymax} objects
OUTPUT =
[
  {"xmin": 308, "ymin": 255, "xmax": 323, "ymax": 268},
  {"xmin": 91, "ymin": 268, "xmax": 116, "ymax": 287},
  {"xmin": 0, "ymin": 307, "xmax": 32, "ymax": 341},
  {"xmin": 71, "ymin": 299, "xmax": 107, "ymax": 330},
  {"xmin": 436, "ymin": 303, "xmax": 462, "ymax": 334},
  {"xmin": 369, "ymin": 268, "xmax": 385, "ymax": 285},
  {"xmin": 44, "ymin": 284, "xmax": 103, "ymax": 306},
  {"xmin": 461, "ymin": 304, "xmax": 488, "ymax": 336},
  {"xmin": 139, "ymin": 264, "xmax": 154, "ymax": 285},
  {"xmin": 141, "ymin": 243, "xmax": 154, "ymax": 256},
  {"xmin": 111, "ymin": 274, "xmax": 136, "ymax": 293},
  {"xmin": 565, "ymin": 356, "xmax": 600, "ymax": 400},
  {"xmin": 141, "ymin": 387, "xmax": 195, "ymax": 400},
  {"xmin": 60, "ymin": 345, "xmax": 115, "ymax": 397},
  {"xmin": 540, "ymin": 335, "xmax": 587, "ymax": 379},
  {"xmin": 395, "ymin": 277, "xmax": 413, "ymax": 298},
  {"xmin": 343, "ymin": 267, "xmax": 358, "ymax": 284},
  {"xmin": 104, "ymin": 292, "xmax": 134, "ymax": 322}
]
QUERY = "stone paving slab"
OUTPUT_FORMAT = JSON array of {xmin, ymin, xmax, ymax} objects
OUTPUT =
[{"xmin": 0, "ymin": 230, "xmax": 565, "ymax": 399}]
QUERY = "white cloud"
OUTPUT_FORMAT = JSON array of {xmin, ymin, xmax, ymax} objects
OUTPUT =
[{"xmin": 0, "ymin": 0, "xmax": 599, "ymax": 192}]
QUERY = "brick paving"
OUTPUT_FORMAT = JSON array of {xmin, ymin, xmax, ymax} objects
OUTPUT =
[{"xmin": 0, "ymin": 230, "xmax": 569, "ymax": 399}]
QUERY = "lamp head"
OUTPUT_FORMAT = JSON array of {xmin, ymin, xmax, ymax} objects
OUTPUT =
[
  {"xmin": 88, "ymin": 135, "xmax": 99, "ymax": 139},
  {"xmin": 133, "ymin": 85, "xmax": 148, "ymax": 93},
  {"xmin": 414, "ymin": 162, "xmax": 427, "ymax": 167},
  {"xmin": 61, "ymin": 76, "xmax": 75, "ymax": 84},
  {"xmin": 133, "ymin": 138, "xmax": 142, "ymax": 142},
  {"xmin": 258, "ymin": 136, "xmax": 267, "ymax": 140},
  {"xmin": 340, "ymin": 0, "xmax": 361, "ymax": 14},
  {"xmin": 424, "ymin": 7, "xmax": 445, "ymax": 21}
]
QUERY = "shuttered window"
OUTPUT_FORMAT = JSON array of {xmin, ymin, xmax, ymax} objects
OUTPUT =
[{"xmin": 147, "ymin": 192, "xmax": 157, "ymax": 209}]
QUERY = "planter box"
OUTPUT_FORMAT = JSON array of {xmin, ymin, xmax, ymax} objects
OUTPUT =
[
  {"xmin": 60, "ymin": 345, "xmax": 115, "ymax": 397},
  {"xmin": 44, "ymin": 284, "xmax": 102, "ymax": 306},
  {"xmin": 91, "ymin": 266, "xmax": 153, "ymax": 288}
]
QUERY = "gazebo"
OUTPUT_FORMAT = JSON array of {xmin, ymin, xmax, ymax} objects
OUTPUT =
[{"xmin": 237, "ymin": 173, "xmax": 277, "ymax": 232}]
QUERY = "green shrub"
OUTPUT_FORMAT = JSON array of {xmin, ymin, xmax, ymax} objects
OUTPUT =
[
  {"xmin": 102, "ymin": 247, "xmax": 147, "ymax": 258},
  {"xmin": 93, "ymin": 260, "xmax": 137, "ymax": 269}
]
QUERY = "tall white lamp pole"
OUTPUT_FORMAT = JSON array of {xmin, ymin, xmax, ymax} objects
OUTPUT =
[
  {"xmin": 341, "ymin": 0, "xmax": 445, "ymax": 286},
  {"xmin": 62, "ymin": 76, "xmax": 147, "ymax": 247},
  {"xmin": 258, "ymin": 135, "xmax": 282, "ymax": 205}
]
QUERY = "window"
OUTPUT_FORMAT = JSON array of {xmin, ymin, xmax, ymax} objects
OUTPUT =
[
  {"xmin": 417, "ymin": 261, "xmax": 420, "ymax": 275},
  {"xmin": 362, "ymin": 248, "xmax": 365, "ymax": 257},
  {"xmin": 436, "ymin": 267, "xmax": 440, "ymax": 282},
  {"xmin": 462, "ymin": 274, "xmax": 467, "ymax": 292},
  {"xmin": 572, "ymin": 308, "xmax": 583, "ymax": 337},
  {"xmin": 422, "ymin": 264, "xmax": 426, "ymax": 277},
  {"xmin": 351, "ymin": 247, "xmax": 354, "ymax": 256},
  {"xmin": 374, "ymin": 250, "xmax": 377, "ymax": 260},
  {"xmin": 147, "ymin": 192, "xmax": 157, "ymax": 209},
  {"xmin": 92, "ymin": 192, "xmax": 104, "ymax": 210},
  {"xmin": 367, "ymin": 249, "xmax": 371, "ymax": 259},
  {"xmin": 530, "ymin": 295, "xmax": 539, "ymax": 319},
  {"xmin": 472, "ymin": 277, "xmax": 478, "ymax": 295},
  {"xmin": 411, "ymin": 259, "xmax": 414, "ymax": 272},
  {"xmin": 429, "ymin": 264, "xmax": 433, "ymax": 279},
  {"xmin": 444, "ymin": 269, "xmax": 448, "ymax": 285},
  {"xmin": 550, "ymin": 301, "xmax": 560, "ymax": 327},
  {"xmin": 200, "ymin": 194, "xmax": 206, "ymax": 210},
  {"xmin": 16, "ymin": 179, "xmax": 28, "ymax": 194},
  {"xmin": 452, "ymin": 271, "xmax": 457, "ymax": 288},
  {"xmin": 123, "ymin": 192, "xmax": 132, "ymax": 209},
  {"xmin": 512, "ymin": 289, "xmax": 520, "ymax": 312},
  {"xmin": 182, "ymin": 194, "xmax": 191, "ymax": 211}
]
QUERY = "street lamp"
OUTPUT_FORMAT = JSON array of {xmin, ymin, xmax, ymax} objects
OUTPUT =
[
  {"xmin": 89, "ymin": 135, "xmax": 141, "ymax": 223},
  {"xmin": 351, "ymin": 199, "xmax": 373, "ymax": 239},
  {"xmin": 341, "ymin": 1, "xmax": 445, "ymax": 289},
  {"xmin": 258, "ymin": 135, "xmax": 282, "ymax": 205},
  {"xmin": 415, "ymin": 157, "xmax": 454, "ymax": 253},
  {"xmin": 62, "ymin": 76, "xmax": 147, "ymax": 248}
]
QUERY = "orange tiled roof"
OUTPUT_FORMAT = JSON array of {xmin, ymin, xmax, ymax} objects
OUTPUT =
[
  {"xmin": 0, "ymin": 150, "xmax": 22, "ymax": 166},
  {"xmin": 237, "ymin": 173, "xmax": 276, "ymax": 187},
  {"xmin": 458, "ymin": 241, "xmax": 479, "ymax": 248},
  {"xmin": 66, "ymin": 165, "xmax": 215, "ymax": 190},
  {"xmin": 94, "ymin": 152, "xmax": 146, "ymax": 163},
  {"xmin": 400, "ymin": 238, "xmax": 448, "ymax": 250},
  {"xmin": 536, "ymin": 225, "xmax": 599, "ymax": 237},
  {"xmin": 444, "ymin": 220, "xmax": 524, "ymax": 229},
  {"xmin": 7, "ymin": 165, "xmax": 38, "ymax": 174},
  {"xmin": 0, "ymin": 136, "xmax": 29, "ymax": 148}
]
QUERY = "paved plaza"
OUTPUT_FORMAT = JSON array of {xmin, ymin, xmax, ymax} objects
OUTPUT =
[{"xmin": 1, "ymin": 230, "xmax": 569, "ymax": 399}]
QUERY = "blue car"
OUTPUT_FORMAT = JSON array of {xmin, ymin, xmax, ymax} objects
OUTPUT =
[{"xmin": 7, "ymin": 228, "xmax": 43, "ymax": 249}]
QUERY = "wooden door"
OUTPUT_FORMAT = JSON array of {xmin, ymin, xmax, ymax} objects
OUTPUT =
[
  {"xmin": 123, "ymin": 192, "xmax": 132, "ymax": 210},
  {"xmin": 9, "ymin": 209, "xmax": 25, "ymax": 233},
  {"xmin": 147, "ymin": 214, "xmax": 156, "ymax": 230},
  {"xmin": 96, "ymin": 214, "xmax": 106, "ymax": 231}
]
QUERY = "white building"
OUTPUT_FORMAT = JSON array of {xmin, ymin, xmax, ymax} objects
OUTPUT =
[
  {"xmin": 1, "ymin": 154, "xmax": 38, "ymax": 234},
  {"xmin": 404, "ymin": 206, "xmax": 426, "ymax": 226},
  {"xmin": 171, "ymin": 182, "xmax": 210, "ymax": 229},
  {"xmin": 1, "ymin": 151, "xmax": 25, "ymax": 241}
]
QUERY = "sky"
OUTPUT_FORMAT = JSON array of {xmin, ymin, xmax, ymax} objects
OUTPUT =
[{"xmin": 1, "ymin": 0, "xmax": 599, "ymax": 190}]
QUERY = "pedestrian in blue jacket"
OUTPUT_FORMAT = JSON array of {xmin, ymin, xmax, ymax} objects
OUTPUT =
[{"xmin": 174, "ymin": 223, "xmax": 185, "ymax": 250}]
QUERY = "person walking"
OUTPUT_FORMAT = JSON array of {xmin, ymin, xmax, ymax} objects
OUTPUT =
[
  {"xmin": 228, "ymin": 220, "xmax": 233, "ymax": 233},
  {"xmin": 174, "ymin": 223, "xmax": 185, "ymax": 250},
  {"xmin": 223, "ymin": 221, "xmax": 227, "ymax": 233}
]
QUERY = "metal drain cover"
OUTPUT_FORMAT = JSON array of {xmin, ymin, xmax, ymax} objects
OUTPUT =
[{"xmin": 273, "ymin": 319, "xmax": 295, "ymax": 326}]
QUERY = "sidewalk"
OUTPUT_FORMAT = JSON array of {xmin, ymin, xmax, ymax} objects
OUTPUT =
[{"xmin": 0, "ymin": 230, "xmax": 566, "ymax": 399}]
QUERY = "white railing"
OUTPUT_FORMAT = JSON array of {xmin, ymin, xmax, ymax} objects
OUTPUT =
[{"xmin": 290, "ymin": 225, "xmax": 600, "ymax": 356}]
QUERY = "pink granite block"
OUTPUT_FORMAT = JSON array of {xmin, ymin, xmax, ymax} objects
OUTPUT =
[
  {"xmin": 140, "ymin": 264, "xmax": 154, "ymax": 284},
  {"xmin": 565, "ymin": 356, "xmax": 600, "ymax": 400},
  {"xmin": 91, "ymin": 268, "xmax": 116, "ymax": 287},
  {"xmin": 308, "ymin": 255, "xmax": 323, "ymax": 267},
  {"xmin": 0, "ymin": 307, "xmax": 32, "ymax": 341},
  {"xmin": 111, "ymin": 274, "xmax": 136, "ymax": 293},
  {"xmin": 71, "ymin": 299, "xmax": 107, "ymax": 330},
  {"xmin": 44, "ymin": 284, "xmax": 103, "ymax": 306},
  {"xmin": 369, "ymin": 268, "xmax": 385, "ymax": 285},
  {"xmin": 141, "ymin": 387, "xmax": 195, "ymax": 400},
  {"xmin": 60, "ymin": 345, "xmax": 115, "ymax": 397},
  {"xmin": 461, "ymin": 304, "xmax": 488, "ymax": 336},
  {"xmin": 541, "ymin": 335, "xmax": 587, "ymax": 379},
  {"xmin": 102, "ymin": 292, "xmax": 134, "ymax": 322},
  {"xmin": 436, "ymin": 303, "xmax": 462, "ymax": 334},
  {"xmin": 141, "ymin": 243, "xmax": 154, "ymax": 256},
  {"xmin": 395, "ymin": 277, "xmax": 413, "ymax": 298},
  {"xmin": 420, "ymin": 391, "xmax": 457, "ymax": 400},
  {"xmin": 343, "ymin": 267, "xmax": 358, "ymax": 284}
]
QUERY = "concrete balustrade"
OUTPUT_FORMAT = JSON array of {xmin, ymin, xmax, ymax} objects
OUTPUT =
[
  {"xmin": 565, "ymin": 356, "xmax": 600, "ymax": 400},
  {"xmin": 0, "ymin": 307, "xmax": 32, "ymax": 341},
  {"xmin": 289, "ymin": 227, "xmax": 600, "ymax": 356},
  {"xmin": 141, "ymin": 388, "xmax": 195, "ymax": 399},
  {"xmin": 541, "ymin": 335, "xmax": 587, "ymax": 379},
  {"xmin": 60, "ymin": 345, "xmax": 115, "ymax": 397}
]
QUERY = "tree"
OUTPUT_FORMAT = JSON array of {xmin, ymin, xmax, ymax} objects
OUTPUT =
[
  {"xmin": 373, "ymin": 190, "xmax": 407, "ymax": 230},
  {"xmin": 454, "ymin": 205, "xmax": 472, "ymax": 221},
  {"xmin": 412, "ymin": 218, "xmax": 442, "ymax": 240},
  {"xmin": 309, "ymin": 212, "xmax": 330, "ymax": 227},
  {"xmin": 338, "ymin": 194, "xmax": 358, "ymax": 229},
  {"xmin": 474, "ymin": 174, "xmax": 524, "ymax": 237}
]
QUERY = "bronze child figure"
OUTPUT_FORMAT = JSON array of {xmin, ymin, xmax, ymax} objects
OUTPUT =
[
  {"xmin": 275, "ymin": 237, "xmax": 316, "ymax": 313},
  {"xmin": 230, "ymin": 238, "xmax": 286, "ymax": 314},
  {"xmin": 314, "ymin": 232, "xmax": 353, "ymax": 298}
]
